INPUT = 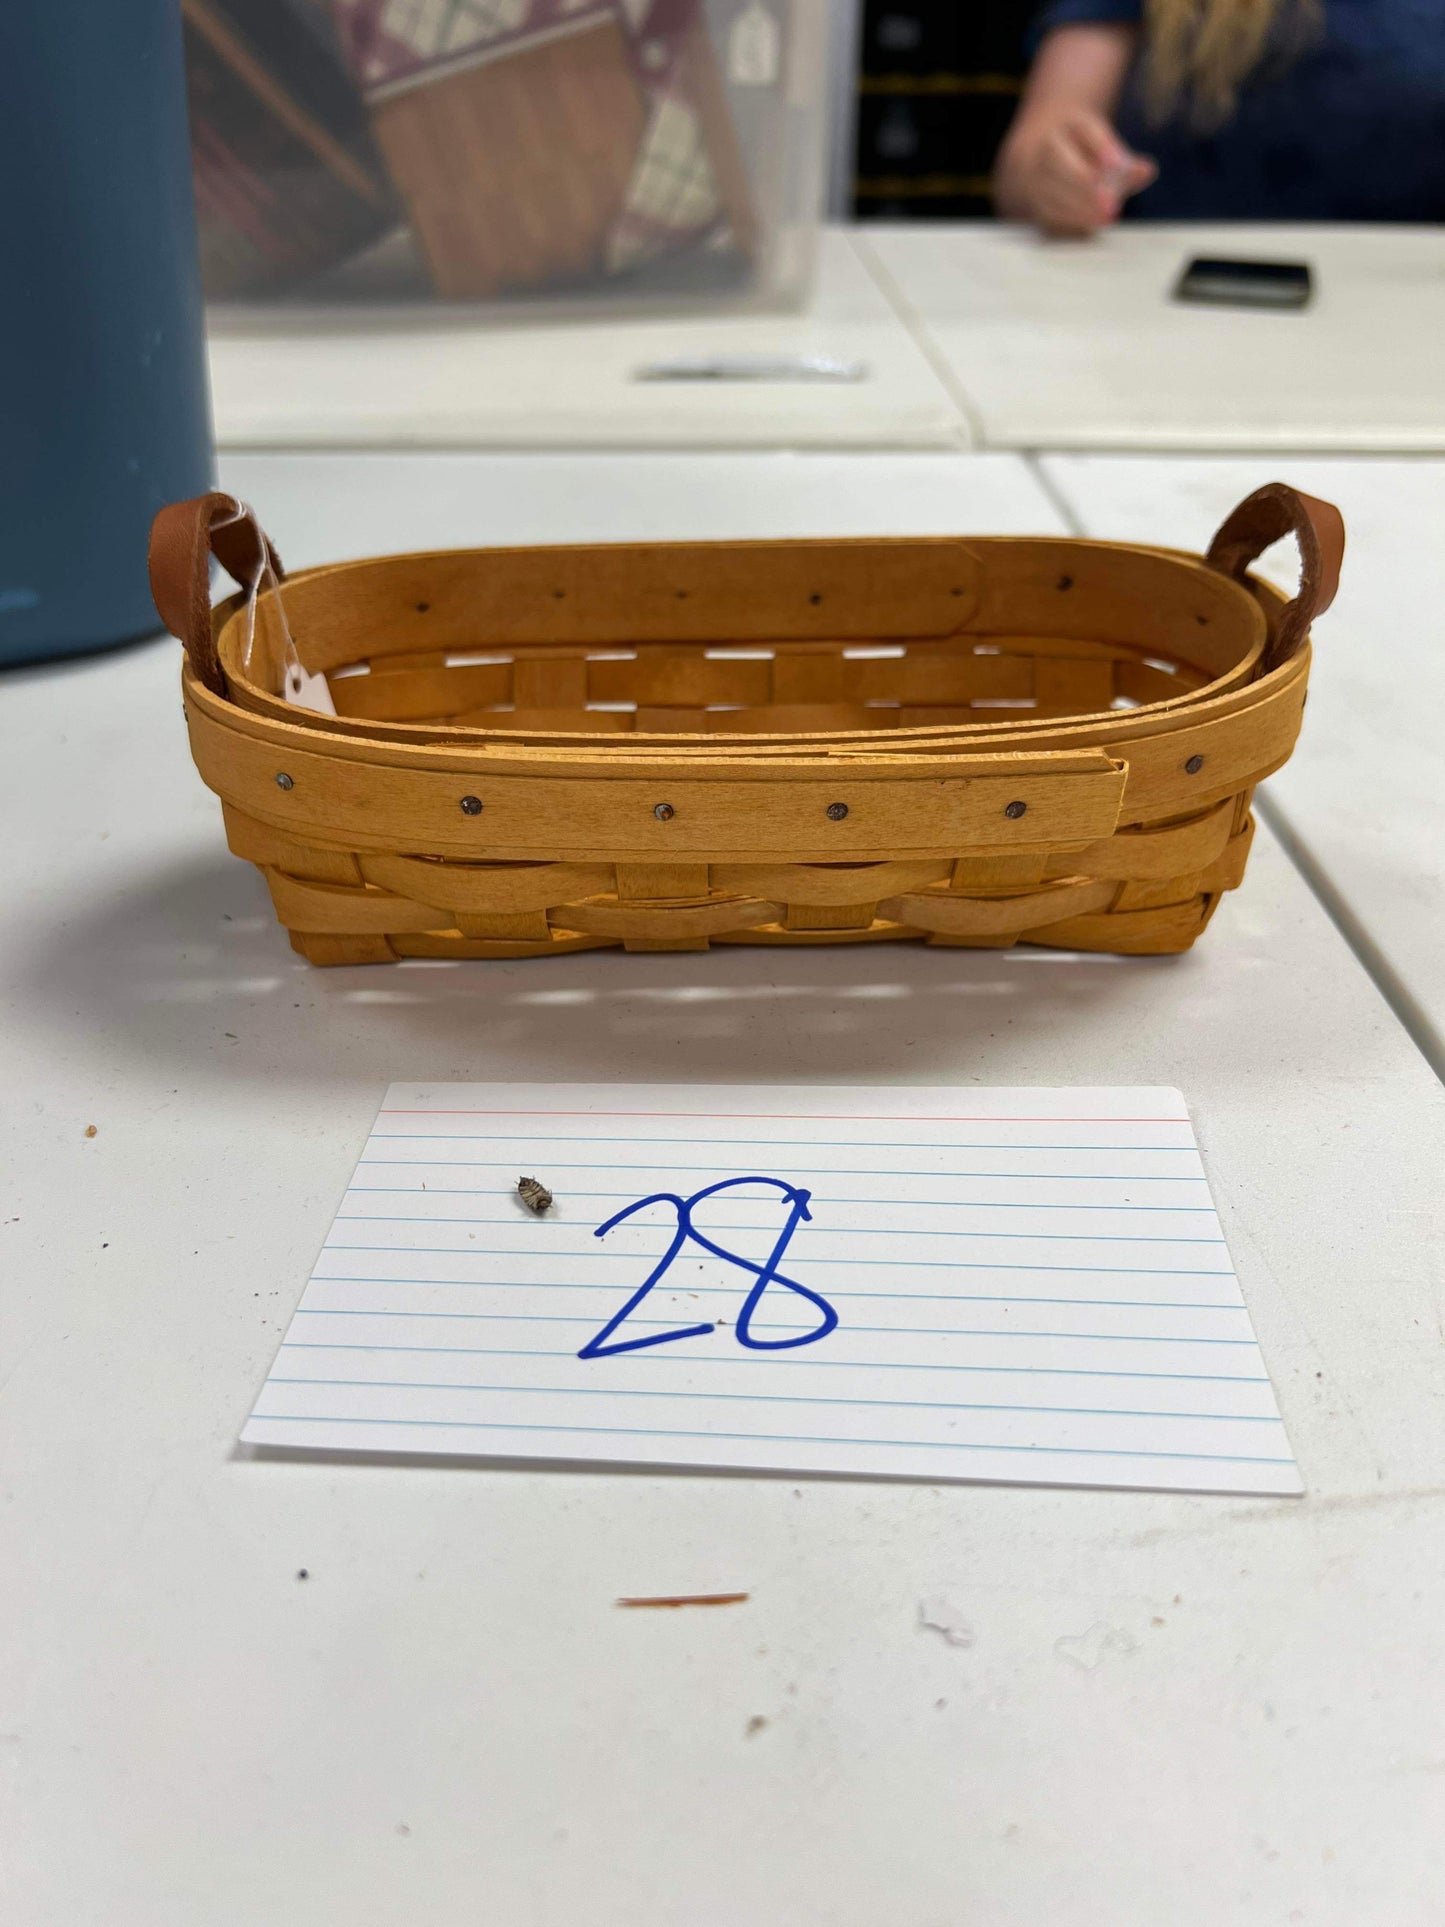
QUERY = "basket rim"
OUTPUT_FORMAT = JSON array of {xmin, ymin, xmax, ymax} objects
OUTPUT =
[
  {"xmin": 185, "ymin": 641, "xmax": 1308, "ymax": 776},
  {"xmin": 185, "ymin": 660, "xmax": 1304, "ymax": 864},
  {"xmin": 209, "ymin": 535, "xmax": 1281, "ymax": 750}
]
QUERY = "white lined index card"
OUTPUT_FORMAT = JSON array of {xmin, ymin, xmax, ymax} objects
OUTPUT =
[{"xmin": 243, "ymin": 1083, "xmax": 1300, "ymax": 1496}]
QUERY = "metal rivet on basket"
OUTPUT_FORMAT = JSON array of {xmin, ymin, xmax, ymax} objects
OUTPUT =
[
  {"xmin": 826, "ymin": 801, "xmax": 849, "ymax": 821},
  {"xmin": 1004, "ymin": 799, "xmax": 1028, "ymax": 819},
  {"xmin": 1185, "ymin": 755, "xmax": 1205, "ymax": 775},
  {"xmin": 274, "ymin": 772, "xmax": 294, "ymax": 791},
  {"xmin": 459, "ymin": 795, "xmax": 484, "ymax": 815},
  {"xmin": 654, "ymin": 802, "xmax": 675, "ymax": 821}
]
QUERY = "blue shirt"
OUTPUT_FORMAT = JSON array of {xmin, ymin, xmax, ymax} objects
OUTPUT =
[{"xmin": 1034, "ymin": 0, "xmax": 1445, "ymax": 220}]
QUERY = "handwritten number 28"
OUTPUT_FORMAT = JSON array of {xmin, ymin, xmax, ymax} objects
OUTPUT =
[{"xmin": 577, "ymin": 1176, "xmax": 839, "ymax": 1360}]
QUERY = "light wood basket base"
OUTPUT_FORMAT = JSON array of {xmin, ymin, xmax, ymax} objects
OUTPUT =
[{"xmin": 231, "ymin": 797, "xmax": 1254, "ymax": 965}]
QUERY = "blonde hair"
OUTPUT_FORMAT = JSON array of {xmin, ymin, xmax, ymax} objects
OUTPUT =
[{"xmin": 1141, "ymin": 0, "xmax": 1322, "ymax": 128}]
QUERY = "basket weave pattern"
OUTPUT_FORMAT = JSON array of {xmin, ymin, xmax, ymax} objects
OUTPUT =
[{"xmin": 149, "ymin": 485, "xmax": 1342, "ymax": 965}]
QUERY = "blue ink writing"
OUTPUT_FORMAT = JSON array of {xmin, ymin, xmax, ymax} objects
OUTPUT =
[{"xmin": 578, "ymin": 1176, "xmax": 839, "ymax": 1360}]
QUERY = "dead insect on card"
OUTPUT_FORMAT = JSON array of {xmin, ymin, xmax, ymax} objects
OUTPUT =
[{"xmin": 517, "ymin": 1176, "xmax": 554, "ymax": 1215}]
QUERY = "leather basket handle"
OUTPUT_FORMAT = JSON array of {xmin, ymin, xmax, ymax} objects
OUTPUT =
[
  {"xmin": 149, "ymin": 492, "xmax": 284, "ymax": 695},
  {"xmin": 1206, "ymin": 481, "xmax": 1344, "ymax": 673}
]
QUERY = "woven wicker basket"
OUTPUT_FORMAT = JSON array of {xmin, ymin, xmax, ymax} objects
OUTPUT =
[
  {"xmin": 329, "ymin": 1, "xmax": 754, "ymax": 300},
  {"xmin": 149, "ymin": 483, "xmax": 1342, "ymax": 965}
]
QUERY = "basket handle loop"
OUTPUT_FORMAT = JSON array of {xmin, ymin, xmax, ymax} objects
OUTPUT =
[
  {"xmin": 149, "ymin": 492, "xmax": 285, "ymax": 696},
  {"xmin": 1205, "ymin": 481, "xmax": 1344, "ymax": 673}
]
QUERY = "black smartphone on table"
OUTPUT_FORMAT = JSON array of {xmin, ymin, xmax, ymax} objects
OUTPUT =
[{"xmin": 1173, "ymin": 257, "xmax": 1313, "ymax": 310}]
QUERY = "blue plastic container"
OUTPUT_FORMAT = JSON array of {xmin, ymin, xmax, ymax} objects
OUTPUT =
[{"xmin": 0, "ymin": 0, "xmax": 213, "ymax": 666}]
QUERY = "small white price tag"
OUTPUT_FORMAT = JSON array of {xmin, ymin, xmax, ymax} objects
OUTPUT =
[
  {"xmin": 728, "ymin": 1, "xmax": 780, "ymax": 86},
  {"xmin": 279, "ymin": 657, "xmax": 337, "ymax": 716},
  {"xmin": 214, "ymin": 495, "xmax": 336, "ymax": 715}
]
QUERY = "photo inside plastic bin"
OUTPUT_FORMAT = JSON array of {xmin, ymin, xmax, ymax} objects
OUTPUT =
[{"xmin": 181, "ymin": 0, "xmax": 827, "ymax": 309}]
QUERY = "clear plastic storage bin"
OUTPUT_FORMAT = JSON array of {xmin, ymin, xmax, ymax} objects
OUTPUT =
[{"xmin": 182, "ymin": 0, "xmax": 829, "ymax": 314}]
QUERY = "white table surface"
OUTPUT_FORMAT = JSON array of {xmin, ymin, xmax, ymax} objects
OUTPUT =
[
  {"xmin": 206, "ymin": 230, "xmax": 967, "ymax": 453},
  {"xmin": 6, "ymin": 453, "xmax": 1444, "ymax": 1927},
  {"xmin": 858, "ymin": 223, "xmax": 1445, "ymax": 452},
  {"xmin": 1041, "ymin": 453, "xmax": 1445, "ymax": 1079}
]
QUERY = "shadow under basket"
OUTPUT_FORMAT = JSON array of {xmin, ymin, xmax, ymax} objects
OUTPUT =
[{"xmin": 148, "ymin": 483, "xmax": 1343, "ymax": 965}]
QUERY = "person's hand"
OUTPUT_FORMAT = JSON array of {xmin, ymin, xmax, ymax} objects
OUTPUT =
[{"xmin": 994, "ymin": 108, "xmax": 1157, "ymax": 236}]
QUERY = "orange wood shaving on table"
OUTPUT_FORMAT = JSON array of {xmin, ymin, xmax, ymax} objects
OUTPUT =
[{"xmin": 616, "ymin": 1592, "xmax": 750, "ymax": 1609}]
